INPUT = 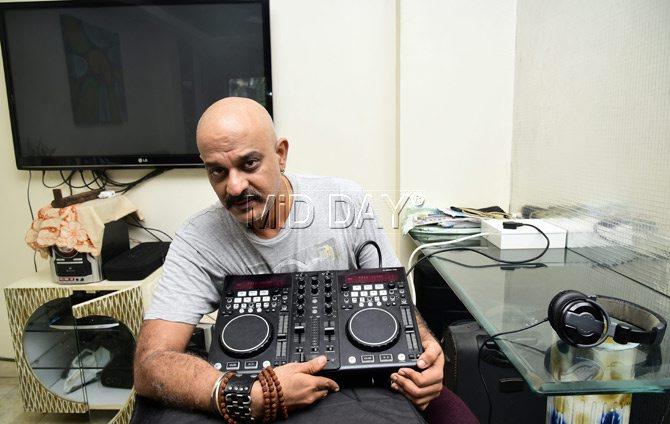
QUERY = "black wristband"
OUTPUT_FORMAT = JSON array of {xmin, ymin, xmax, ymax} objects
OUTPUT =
[{"xmin": 224, "ymin": 373, "xmax": 258, "ymax": 423}]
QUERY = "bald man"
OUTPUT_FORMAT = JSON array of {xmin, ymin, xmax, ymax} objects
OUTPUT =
[{"xmin": 132, "ymin": 98, "xmax": 445, "ymax": 423}]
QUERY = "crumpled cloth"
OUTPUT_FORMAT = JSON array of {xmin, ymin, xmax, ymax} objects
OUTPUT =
[{"xmin": 26, "ymin": 195, "xmax": 140, "ymax": 258}]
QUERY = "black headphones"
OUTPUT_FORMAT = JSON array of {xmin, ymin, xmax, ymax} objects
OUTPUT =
[{"xmin": 548, "ymin": 290, "xmax": 667, "ymax": 348}]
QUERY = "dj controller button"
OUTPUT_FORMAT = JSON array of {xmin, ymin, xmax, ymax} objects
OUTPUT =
[
  {"xmin": 225, "ymin": 362, "xmax": 240, "ymax": 370},
  {"xmin": 238, "ymin": 291, "xmax": 247, "ymax": 297},
  {"xmin": 353, "ymin": 286, "xmax": 361, "ymax": 291},
  {"xmin": 382, "ymin": 296, "xmax": 388, "ymax": 302},
  {"xmin": 348, "ymin": 356, "xmax": 357, "ymax": 364},
  {"xmin": 380, "ymin": 290, "xmax": 388, "ymax": 296},
  {"xmin": 263, "ymin": 360, "xmax": 271, "ymax": 368},
  {"xmin": 374, "ymin": 284, "xmax": 384, "ymax": 290},
  {"xmin": 370, "ymin": 290, "xmax": 378, "ymax": 296},
  {"xmin": 249, "ymin": 290, "xmax": 258, "ymax": 296},
  {"xmin": 214, "ymin": 362, "xmax": 222, "ymax": 370},
  {"xmin": 263, "ymin": 302, "xmax": 269, "ymax": 308},
  {"xmin": 379, "ymin": 354, "xmax": 393, "ymax": 363},
  {"xmin": 262, "ymin": 296, "xmax": 271, "ymax": 302},
  {"xmin": 234, "ymin": 298, "xmax": 242, "ymax": 303},
  {"xmin": 361, "ymin": 291, "xmax": 368, "ymax": 296},
  {"xmin": 397, "ymin": 353, "xmax": 406, "ymax": 361},
  {"xmin": 253, "ymin": 296, "xmax": 261, "ymax": 302},
  {"xmin": 363, "ymin": 285, "xmax": 373, "ymax": 290},
  {"xmin": 226, "ymin": 298, "xmax": 233, "ymax": 303},
  {"xmin": 234, "ymin": 304, "xmax": 239, "ymax": 309},
  {"xmin": 351, "ymin": 292, "xmax": 358, "ymax": 297},
  {"xmin": 244, "ymin": 361, "xmax": 258, "ymax": 369},
  {"xmin": 361, "ymin": 355, "xmax": 374, "ymax": 364},
  {"xmin": 243, "ymin": 297, "xmax": 252, "ymax": 303},
  {"xmin": 260, "ymin": 290, "xmax": 269, "ymax": 296}
]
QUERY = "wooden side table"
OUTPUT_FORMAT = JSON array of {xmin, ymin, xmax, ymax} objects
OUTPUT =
[{"xmin": 4, "ymin": 269, "xmax": 161, "ymax": 424}]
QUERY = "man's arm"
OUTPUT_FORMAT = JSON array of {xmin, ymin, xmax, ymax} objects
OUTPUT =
[
  {"xmin": 134, "ymin": 319, "xmax": 230, "ymax": 411},
  {"xmin": 134, "ymin": 319, "xmax": 339, "ymax": 417}
]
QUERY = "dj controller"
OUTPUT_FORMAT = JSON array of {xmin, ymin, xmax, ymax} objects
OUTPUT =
[{"xmin": 208, "ymin": 267, "xmax": 423, "ymax": 376}]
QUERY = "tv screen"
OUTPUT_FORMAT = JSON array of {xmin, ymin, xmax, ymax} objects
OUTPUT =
[{"xmin": 0, "ymin": 0, "xmax": 272, "ymax": 169}]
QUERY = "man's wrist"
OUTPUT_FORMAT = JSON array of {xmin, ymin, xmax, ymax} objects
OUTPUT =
[{"xmin": 250, "ymin": 380, "xmax": 263, "ymax": 419}]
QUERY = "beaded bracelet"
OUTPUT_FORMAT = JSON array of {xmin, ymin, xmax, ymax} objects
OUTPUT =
[
  {"xmin": 258, "ymin": 369, "xmax": 273, "ymax": 423},
  {"xmin": 260, "ymin": 370, "xmax": 277, "ymax": 422},
  {"xmin": 266, "ymin": 367, "xmax": 288, "ymax": 420}
]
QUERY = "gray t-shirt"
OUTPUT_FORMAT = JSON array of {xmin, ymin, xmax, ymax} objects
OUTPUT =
[{"xmin": 146, "ymin": 174, "xmax": 400, "ymax": 325}]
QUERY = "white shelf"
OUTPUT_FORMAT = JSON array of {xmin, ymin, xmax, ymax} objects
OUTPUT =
[{"xmin": 34, "ymin": 368, "xmax": 131, "ymax": 409}]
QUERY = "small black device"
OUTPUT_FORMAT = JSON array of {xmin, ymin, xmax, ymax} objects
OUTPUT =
[
  {"xmin": 548, "ymin": 290, "xmax": 667, "ymax": 348},
  {"xmin": 102, "ymin": 241, "xmax": 170, "ymax": 281},
  {"xmin": 50, "ymin": 219, "xmax": 129, "ymax": 284},
  {"xmin": 208, "ymin": 267, "xmax": 423, "ymax": 376}
]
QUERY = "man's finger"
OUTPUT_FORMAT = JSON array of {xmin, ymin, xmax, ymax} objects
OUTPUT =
[
  {"xmin": 398, "ymin": 367, "xmax": 441, "ymax": 387},
  {"xmin": 296, "ymin": 355, "xmax": 328, "ymax": 374},
  {"xmin": 310, "ymin": 375, "xmax": 340, "ymax": 392},
  {"xmin": 392, "ymin": 373, "xmax": 434, "ymax": 399},
  {"xmin": 417, "ymin": 339, "xmax": 443, "ymax": 369}
]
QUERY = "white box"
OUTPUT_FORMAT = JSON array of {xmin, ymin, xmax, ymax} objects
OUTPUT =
[{"xmin": 481, "ymin": 219, "xmax": 567, "ymax": 249}]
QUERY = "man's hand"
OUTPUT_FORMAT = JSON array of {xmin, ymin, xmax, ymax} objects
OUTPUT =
[
  {"xmin": 251, "ymin": 356, "xmax": 339, "ymax": 418},
  {"xmin": 390, "ymin": 323, "xmax": 444, "ymax": 410}
]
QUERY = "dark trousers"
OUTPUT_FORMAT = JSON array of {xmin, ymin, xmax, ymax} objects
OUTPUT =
[{"xmin": 131, "ymin": 387, "xmax": 477, "ymax": 424}]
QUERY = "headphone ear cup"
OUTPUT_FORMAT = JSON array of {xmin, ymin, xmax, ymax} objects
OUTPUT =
[{"xmin": 548, "ymin": 290, "xmax": 588, "ymax": 344}]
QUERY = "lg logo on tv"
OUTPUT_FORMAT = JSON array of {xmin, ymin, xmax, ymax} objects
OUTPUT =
[{"xmin": 137, "ymin": 158, "xmax": 149, "ymax": 163}]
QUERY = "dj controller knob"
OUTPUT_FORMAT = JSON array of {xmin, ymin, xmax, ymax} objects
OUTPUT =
[
  {"xmin": 324, "ymin": 303, "xmax": 333, "ymax": 314},
  {"xmin": 346, "ymin": 308, "xmax": 400, "ymax": 351},
  {"xmin": 324, "ymin": 292, "xmax": 333, "ymax": 302},
  {"xmin": 220, "ymin": 314, "xmax": 273, "ymax": 358},
  {"xmin": 297, "ymin": 285, "xmax": 305, "ymax": 294},
  {"xmin": 311, "ymin": 286, "xmax": 319, "ymax": 294},
  {"xmin": 297, "ymin": 304, "xmax": 305, "ymax": 315},
  {"xmin": 311, "ymin": 276, "xmax": 318, "ymax": 284},
  {"xmin": 324, "ymin": 283, "xmax": 332, "ymax": 293},
  {"xmin": 297, "ymin": 294, "xmax": 305, "ymax": 304}
]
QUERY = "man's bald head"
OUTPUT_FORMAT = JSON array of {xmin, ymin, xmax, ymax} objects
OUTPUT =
[
  {"xmin": 196, "ymin": 97, "xmax": 276, "ymax": 151},
  {"xmin": 196, "ymin": 97, "xmax": 289, "ymax": 226}
]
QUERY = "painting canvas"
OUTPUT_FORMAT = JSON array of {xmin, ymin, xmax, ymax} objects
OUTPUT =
[{"xmin": 60, "ymin": 15, "xmax": 127, "ymax": 125}]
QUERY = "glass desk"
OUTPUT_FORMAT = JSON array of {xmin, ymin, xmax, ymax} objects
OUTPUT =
[{"xmin": 413, "ymin": 238, "xmax": 670, "ymax": 395}]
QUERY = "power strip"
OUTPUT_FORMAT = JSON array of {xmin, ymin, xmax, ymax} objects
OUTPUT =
[{"xmin": 481, "ymin": 219, "xmax": 567, "ymax": 249}]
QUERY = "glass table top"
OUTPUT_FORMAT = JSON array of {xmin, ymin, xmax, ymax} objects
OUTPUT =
[{"xmin": 413, "ymin": 238, "xmax": 670, "ymax": 395}]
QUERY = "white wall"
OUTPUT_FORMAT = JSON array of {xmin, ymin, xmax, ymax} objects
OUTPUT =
[
  {"xmin": 0, "ymin": 0, "xmax": 399, "ymax": 357},
  {"xmin": 0, "ymin": 0, "xmax": 518, "ymax": 356},
  {"xmin": 398, "ymin": 0, "xmax": 517, "ymax": 258},
  {"xmin": 510, "ymin": 0, "xmax": 670, "ymax": 295}
]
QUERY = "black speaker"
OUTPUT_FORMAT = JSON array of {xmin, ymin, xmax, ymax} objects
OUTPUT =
[
  {"xmin": 414, "ymin": 260, "xmax": 472, "ymax": 337},
  {"xmin": 442, "ymin": 320, "xmax": 546, "ymax": 424}
]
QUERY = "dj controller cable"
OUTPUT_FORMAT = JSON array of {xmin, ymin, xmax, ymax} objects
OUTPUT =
[{"xmin": 405, "ymin": 223, "xmax": 550, "ymax": 303}]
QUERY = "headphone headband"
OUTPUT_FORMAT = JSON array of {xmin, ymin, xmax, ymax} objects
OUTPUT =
[{"xmin": 592, "ymin": 295, "xmax": 667, "ymax": 346}]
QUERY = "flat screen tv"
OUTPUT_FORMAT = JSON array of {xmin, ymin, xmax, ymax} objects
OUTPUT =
[{"xmin": 0, "ymin": 0, "xmax": 272, "ymax": 170}]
